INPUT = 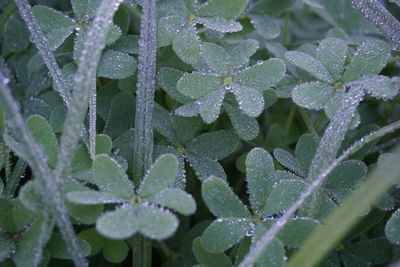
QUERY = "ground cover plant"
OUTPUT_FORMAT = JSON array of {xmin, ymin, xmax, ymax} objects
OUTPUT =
[{"xmin": 0, "ymin": 0, "xmax": 400, "ymax": 266}]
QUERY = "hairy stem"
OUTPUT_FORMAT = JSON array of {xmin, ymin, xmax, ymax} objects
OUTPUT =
[
  {"xmin": 3, "ymin": 158, "xmax": 27, "ymax": 198},
  {"xmin": 132, "ymin": 0, "xmax": 157, "ymax": 266}
]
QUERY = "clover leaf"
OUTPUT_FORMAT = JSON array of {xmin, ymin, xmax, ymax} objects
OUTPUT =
[
  {"xmin": 157, "ymin": 0, "xmax": 248, "ymax": 64},
  {"xmin": 176, "ymin": 39, "xmax": 285, "ymax": 123},
  {"xmin": 67, "ymin": 153, "xmax": 196, "ymax": 240}
]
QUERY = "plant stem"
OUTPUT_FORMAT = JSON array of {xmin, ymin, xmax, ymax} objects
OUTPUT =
[
  {"xmin": 3, "ymin": 158, "xmax": 26, "ymax": 198},
  {"xmin": 286, "ymin": 144, "xmax": 400, "ymax": 267},
  {"xmin": 284, "ymin": 105, "xmax": 296, "ymax": 144},
  {"xmin": 298, "ymin": 107, "xmax": 318, "ymax": 138},
  {"xmin": 132, "ymin": 0, "xmax": 157, "ymax": 266}
]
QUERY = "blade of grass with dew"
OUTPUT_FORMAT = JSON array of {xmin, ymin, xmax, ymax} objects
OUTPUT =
[
  {"xmin": 14, "ymin": 0, "xmax": 72, "ymax": 106},
  {"xmin": 3, "ymin": 158, "xmax": 27, "ymax": 198},
  {"xmin": 351, "ymin": 0, "xmax": 400, "ymax": 50},
  {"xmin": 54, "ymin": 0, "xmax": 123, "ymax": 182},
  {"xmin": 132, "ymin": 0, "xmax": 158, "ymax": 266},
  {"xmin": 286, "ymin": 144, "xmax": 400, "ymax": 267},
  {"xmin": 0, "ymin": 60, "xmax": 87, "ymax": 267}
]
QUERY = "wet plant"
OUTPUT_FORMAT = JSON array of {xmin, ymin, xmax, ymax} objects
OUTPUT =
[{"xmin": 0, "ymin": 0, "xmax": 400, "ymax": 266}]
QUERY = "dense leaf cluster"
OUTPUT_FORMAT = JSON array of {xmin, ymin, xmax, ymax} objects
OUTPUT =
[{"xmin": 0, "ymin": 0, "xmax": 400, "ymax": 266}]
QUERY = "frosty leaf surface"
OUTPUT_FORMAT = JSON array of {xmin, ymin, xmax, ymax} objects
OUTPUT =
[
  {"xmin": 285, "ymin": 51, "xmax": 333, "ymax": 84},
  {"xmin": 295, "ymin": 134, "xmax": 318, "ymax": 173},
  {"xmin": 230, "ymin": 39, "xmax": 259, "ymax": 70},
  {"xmin": 316, "ymin": 37, "xmax": 348, "ymax": 81},
  {"xmin": 225, "ymin": 104, "xmax": 260, "ymax": 141},
  {"xmin": 231, "ymin": 84, "xmax": 265, "ymax": 117},
  {"xmin": 92, "ymin": 155, "xmax": 134, "ymax": 199},
  {"xmin": 198, "ymin": 0, "xmax": 249, "ymax": 19},
  {"xmin": 139, "ymin": 154, "xmax": 178, "ymax": 197},
  {"xmin": 273, "ymin": 148, "xmax": 304, "ymax": 176},
  {"xmin": 249, "ymin": 15, "xmax": 280, "ymax": 40},
  {"xmin": 252, "ymin": 224, "xmax": 285, "ymax": 266},
  {"xmin": 324, "ymin": 160, "xmax": 367, "ymax": 189},
  {"xmin": 385, "ymin": 209, "xmax": 400, "ymax": 245},
  {"xmin": 202, "ymin": 176, "xmax": 250, "ymax": 218},
  {"xmin": 275, "ymin": 218, "xmax": 319, "ymax": 248},
  {"xmin": 67, "ymin": 191, "xmax": 126, "ymax": 205},
  {"xmin": 199, "ymin": 88, "xmax": 225, "ymax": 123},
  {"xmin": 103, "ymin": 239, "xmax": 128, "ymax": 263},
  {"xmin": 97, "ymin": 50, "xmax": 137, "ymax": 79},
  {"xmin": 201, "ymin": 42, "xmax": 230, "ymax": 75},
  {"xmin": 292, "ymin": 81, "xmax": 335, "ymax": 110},
  {"xmin": 197, "ymin": 17, "xmax": 243, "ymax": 33},
  {"xmin": 173, "ymin": 24, "xmax": 200, "ymax": 64},
  {"xmin": 193, "ymin": 237, "xmax": 232, "ymax": 267},
  {"xmin": 177, "ymin": 73, "xmax": 221, "ymax": 99},
  {"xmin": 187, "ymin": 154, "xmax": 227, "ymax": 181},
  {"xmin": 148, "ymin": 188, "xmax": 196, "ymax": 215},
  {"xmin": 157, "ymin": 15, "xmax": 185, "ymax": 47},
  {"xmin": 347, "ymin": 75, "xmax": 399, "ymax": 100},
  {"xmin": 96, "ymin": 206, "xmax": 139, "ymax": 239}
]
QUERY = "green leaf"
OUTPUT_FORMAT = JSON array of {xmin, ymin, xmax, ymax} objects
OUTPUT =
[
  {"xmin": 201, "ymin": 42, "xmax": 230, "ymax": 75},
  {"xmin": 67, "ymin": 191, "xmax": 126, "ymax": 204},
  {"xmin": 249, "ymin": 0, "xmax": 295, "ymax": 15},
  {"xmin": 246, "ymin": 148, "xmax": 274, "ymax": 213},
  {"xmin": 92, "ymin": 155, "xmax": 134, "ymax": 198},
  {"xmin": 97, "ymin": 50, "xmax": 137, "ymax": 79},
  {"xmin": 277, "ymin": 218, "xmax": 319, "ymax": 248},
  {"xmin": 201, "ymin": 218, "xmax": 251, "ymax": 253},
  {"xmin": 193, "ymin": 237, "xmax": 232, "ymax": 267},
  {"xmin": 157, "ymin": 15, "xmax": 185, "ymax": 47},
  {"xmin": 198, "ymin": 0, "xmax": 249, "ymax": 19},
  {"xmin": 137, "ymin": 205, "xmax": 179, "ymax": 240},
  {"xmin": 225, "ymin": 104, "xmax": 260, "ymax": 141},
  {"xmin": 4, "ymin": 15, "xmax": 30, "ymax": 53},
  {"xmin": 149, "ymin": 188, "xmax": 196, "ymax": 215},
  {"xmin": 262, "ymin": 180, "xmax": 308, "ymax": 216},
  {"xmin": 105, "ymin": 24, "xmax": 122, "ymax": 45},
  {"xmin": 26, "ymin": 115, "xmax": 59, "ymax": 168},
  {"xmin": 172, "ymin": 24, "xmax": 201, "ymax": 64},
  {"xmin": 110, "ymin": 34, "xmax": 139, "ymax": 54},
  {"xmin": 316, "ymin": 38, "xmax": 348, "ymax": 81},
  {"xmin": 229, "ymin": 39, "xmax": 260, "ymax": 70},
  {"xmin": 231, "ymin": 84, "xmax": 265, "ymax": 117},
  {"xmin": 348, "ymin": 75, "xmax": 399, "ymax": 100},
  {"xmin": 385, "ymin": 209, "xmax": 400, "ymax": 245},
  {"xmin": 177, "ymin": 73, "xmax": 221, "ymax": 99},
  {"xmin": 32, "ymin": 6, "xmax": 75, "ymax": 50},
  {"xmin": 202, "ymin": 176, "xmax": 250, "ymax": 217},
  {"xmin": 187, "ymin": 130, "xmax": 239, "ymax": 160},
  {"xmin": 197, "ymin": 17, "xmax": 242, "ymax": 33},
  {"xmin": 71, "ymin": 0, "xmax": 88, "ymax": 20},
  {"xmin": 342, "ymin": 39, "xmax": 391, "ymax": 82},
  {"xmin": 158, "ymin": 67, "xmax": 192, "ymax": 104},
  {"xmin": 78, "ymin": 228, "xmax": 104, "ymax": 256},
  {"xmin": 250, "ymin": 15, "xmax": 280, "ymax": 40},
  {"xmin": 235, "ymin": 59, "xmax": 286, "ymax": 90},
  {"xmin": 46, "ymin": 233, "xmax": 91, "ymax": 259},
  {"xmin": 292, "ymin": 82, "xmax": 336, "ymax": 110},
  {"xmin": 96, "ymin": 205, "xmax": 139, "ymax": 239},
  {"xmin": 199, "ymin": 89, "xmax": 226, "ymax": 123},
  {"xmin": 325, "ymin": 160, "xmax": 367, "ymax": 189},
  {"xmin": 187, "ymin": 154, "xmax": 227, "ymax": 181},
  {"xmin": 252, "ymin": 224, "xmax": 285, "ymax": 267},
  {"xmin": 0, "ymin": 234, "xmax": 15, "ymax": 261},
  {"xmin": 295, "ymin": 134, "xmax": 318, "ymax": 173},
  {"xmin": 285, "ymin": 51, "xmax": 333, "ymax": 84},
  {"xmin": 139, "ymin": 154, "xmax": 178, "ymax": 198},
  {"xmin": 103, "ymin": 239, "xmax": 128, "ymax": 263},
  {"xmin": 346, "ymin": 237, "xmax": 393, "ymax": 264},
  {"xmin": 95, "ymin": 134, "xmax": 112, "ymax": 154},
  {"xmin": 273, "ymin": 148, "xmax": 304, "ymax": 176},
  {"xmin": 104, "ymin": 92, "xmax": 135, "ymax": 139}
]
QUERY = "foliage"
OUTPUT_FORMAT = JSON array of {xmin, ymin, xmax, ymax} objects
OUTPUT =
[{"xmin": 0, "ymin": 0, "xmax": 400, "ymax": 266}]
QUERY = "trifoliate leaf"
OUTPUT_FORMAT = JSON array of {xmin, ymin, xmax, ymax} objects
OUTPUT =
[
  {"xmin": 173, "ymin": 24, "xmax": 201, "ymax": 64},
  {"xmin": 67, "ymin": 191, "xmax": 126, "ymax": 205},
  {"xmin": 201, "ymin": 218, "xmax": 252, "ymax": 253},
  {"xmin": 177, "ymin": 73, "xmax": 221, "ymax": 99},
  {"xmin": 231, "ymin": 83, "xmax": 265, "ymax": 117},
  {"xmin": 96, "ymin": 206, "xmax": 139, "ymax": 239},
  {"xmin": 386, "ymin": 209, "xmax": 400, "ymax": 245},
  {"xmin": 285, "ymin": 51, "xmax": 334, "ymax": 83},
  {"xmin": 343, "ymin": 39, "xmax": 391, "ymax": 82},
  {"xmin": 262, "ymin": 180, "xmax": 308, "ymax": 216},
  {"xmin": 137, "ymin": 205, "xmax": 179, "ymax": 240},
  {"xmin": 201, "ymin": 42, "xmax": 230, "ymax": 75},
  {"xmin": 246, "ymin": 148, "xmax": 274, "ymax": 213},
  {"xmin": 202, "ymin": 177, "xmax": 250, "ymax": 217},
  {"xmin": 292, "ymin": 81, "xmax": 336, "ymax": 110},
  {"xmin": 193, "ymin": 237, "xmax": 232, "ymax": 267},
  {"xmin": 97, "ymin": 50, "xmax": 137, "ymax": 79},
  {"xmin": 187, "ymin": 130, "xmax": 240, "ymax": 160},
  {"xmin": 316, "ymin": 37, "xmax": 348, "ymax": 81},
  {"xmin": 198, "ymin": 17, "xmax": 242, "ymax": 33},
  {"xmin": 199, "ymin": 89, "xmax": 226, "ymax": 123},
  {"xmin": 139, "ymin": 154, "xmax": 178, "ymax": 197},
  {"xmin": 229, "ymin": 39, "xmax": 259, "ymax": 70},
  {"xmin": 198, "ymin": 0, "xmax": 249, "ymax": 19},
  {"xmin": 92, "ymin": 155, "xmax": 134, "ymax": 198},
  {"xmin": 148, "ymin": 188, "xmax": 196, "ymax": 215},
  {"xmin": 235, "ymin": 59, "xmax": 286, "ymax": 90},
  {"xmin": 273, "ymin": 148, "xmax": 305, "ymax": 176},
  {"xmin": 26, "ymin": 115, "xmax": 59, "ymax": 169}
]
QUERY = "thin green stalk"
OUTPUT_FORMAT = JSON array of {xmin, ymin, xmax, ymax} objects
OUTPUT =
[
  {"xmin": 284, "ymin": 105, "xmax": 296, "ymax": 144},
  {"xmin": 4, "ymin": 145, "xmax": 10, "ymax": 181},
  {"xmin": 283, "ymin": 11, "xmax": 291, "ymax": 46},
  {"xmin": 54, "ymin": 0, "xmax": 123, "ymax": 183},
  {"xmin": 3, "ymin": 158, "xmax": 26, "ymax": 198},
  {"xmin": 14, "ymin": 0, "xmax": 72, "ymax": 107},
  {"xmin": 286, "ymin": 144, "xmax": 400, "ymax": 267},
  {"xmin": 0, "ymin": 62, "xmax": 87, "ymax": 267},
  {"xmin": 298, "ymin": 106, "xmax": 318, "ymax": 137},
  {"xmin": 239, "ymin": 117, "xmax": 400, "ymax": 267},
  {"xmin": 132, "ymin": 0, "xmax": 157, "ymax": 266}
]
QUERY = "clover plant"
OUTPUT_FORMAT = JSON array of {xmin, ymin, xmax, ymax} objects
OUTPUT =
[{"xmin": 0, "ymin": 0, "xmax": 400, "ymax": 266}]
